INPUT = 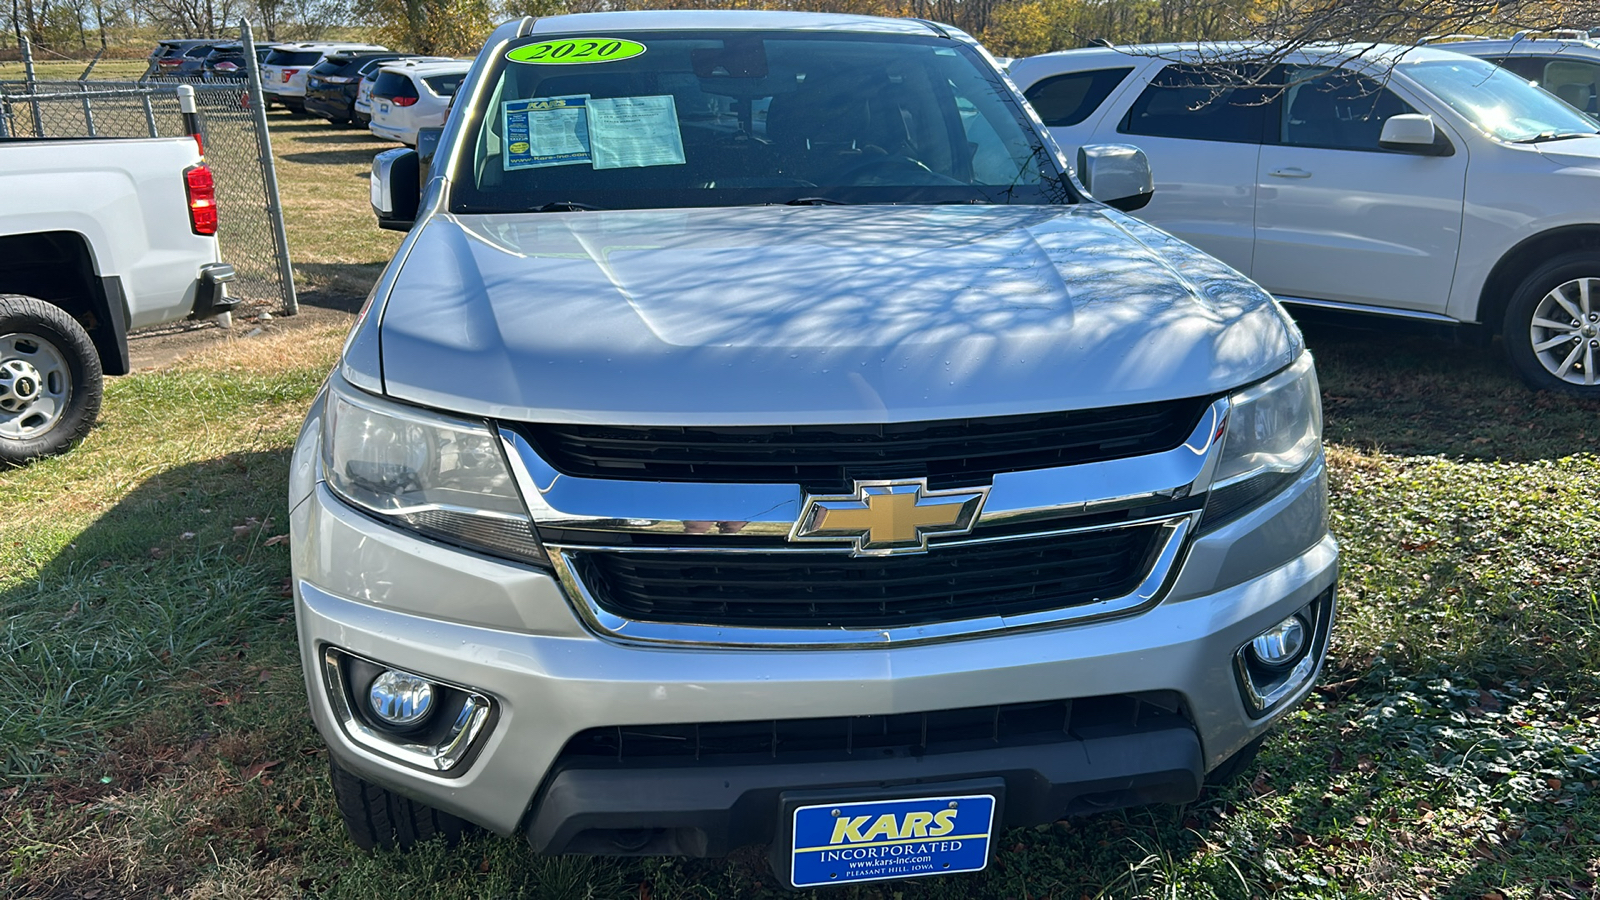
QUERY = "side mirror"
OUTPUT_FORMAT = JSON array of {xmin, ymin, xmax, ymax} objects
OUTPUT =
[
  {"xmin": 372, "ymin": 147, "xmax": 420, "ymax": 232},
  {"xmin": 416, "ymin": 126, "xmax": 444, "ymax": 181},
  {"xmin": 1078, "ymin": 143, "xmax": 1154, "ymax": 212},
  {"xmin": 1379, "ymin": 114, "xmax": 1452, "ymax": 155}
]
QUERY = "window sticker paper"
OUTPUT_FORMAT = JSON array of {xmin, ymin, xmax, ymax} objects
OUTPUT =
[
  {"xmin": 502, "ymin": 95, "xmax": 591, "ymax": 170},
  {"xmin": 587, "ymin": 95, "xmax": 687, "ymax": 170}
]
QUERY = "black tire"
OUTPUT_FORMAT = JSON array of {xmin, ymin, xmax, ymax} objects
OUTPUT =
[
  {"xmin": 0, "ymin": 294, "xmax": 103, "ymax": 466},
  {"xmin": 1205, "ymin": 733, "xmax": 1267, "ymax": 787},
  {"xmin": 328, "ymin": 757, "xmax": 476, "ymax": 851},
  {"xmin": 1502, "ymin": 250, "xmax": 1600, "ymax": 397}
]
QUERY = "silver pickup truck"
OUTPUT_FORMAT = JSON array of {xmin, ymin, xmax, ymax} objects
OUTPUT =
[
  {"xmin": 291, "ymin": 11, "xmax": 1337, "ymax": 889},
  {"xmin": 0, "ymin": 102, "xmax": 235, "ymax": 464}
]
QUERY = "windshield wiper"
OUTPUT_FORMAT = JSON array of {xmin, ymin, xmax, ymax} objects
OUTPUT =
[
  {"xmin": 532, "ymin": 201, "xmax": 605, "ymax": 212},
  {"xmin": 1511, "ymin": 131, "xmax": 1597, "ymax": 143},
  {"xmin": 781, "ymin": 197, "xmax": 848, "ymax": 206}
]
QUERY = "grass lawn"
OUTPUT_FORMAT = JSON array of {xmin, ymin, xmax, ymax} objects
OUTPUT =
[
  {"xmin": 0, "ymin": 58, "xmax": 152, "ymax": 81},
  {"xmin": 3, "ymin": 113, "xmax": 1600, "ymax": 899}
]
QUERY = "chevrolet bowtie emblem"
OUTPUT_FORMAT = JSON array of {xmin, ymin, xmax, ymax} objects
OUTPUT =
[{"xmin": 790, "ymin": 479, "xmax": 989, "ymax": 556}]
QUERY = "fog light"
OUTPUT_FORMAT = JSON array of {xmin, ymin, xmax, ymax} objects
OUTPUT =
[
  {"xmin": 1249, "ymin": 615, "xmax": 1307, "ymax": 668},
  {"xmin": 368, "ymin": 669, "xmax": 435, "ymax": 727}
]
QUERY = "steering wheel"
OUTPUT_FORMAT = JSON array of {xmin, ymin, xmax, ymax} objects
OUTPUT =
[{"xmin": 838, "ymin": 154, "xmax": 965, "ymax": 186}]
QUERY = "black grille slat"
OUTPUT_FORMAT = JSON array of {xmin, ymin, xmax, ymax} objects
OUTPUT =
[
  {"xmin": 578, "ymin": 526, "xmax": 1162, "ymax": 628},
  {"xmin": 601, "ymin": 554, "xmax": 1130, "ymax": 598},
  {"xmin": 559, "ymin": 693, "xmax": 1187, "ymax": 765},
  {"xmin": 521, "ymin": 398, "xmax": 1211, "ymax": 488}
]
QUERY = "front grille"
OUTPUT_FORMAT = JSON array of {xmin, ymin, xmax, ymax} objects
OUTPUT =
[
  {"xmin": 558, "ymin": 692, "xmax": 1187, "ymax": 765},
  {"xmin": 574, "ymin": 524, "xmax": 1164, "ymax": 628},
  {"xmin": 517, "ymin": 397, "xmax": 1211, "ymax": 489}
]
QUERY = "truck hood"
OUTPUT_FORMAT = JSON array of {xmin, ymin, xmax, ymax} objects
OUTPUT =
[
  {"xmin": 374, "ymin": 204, "xmax": 1300, "ymax": 425},
  {"xmin": 1535, "ymin": 134, "xmax": 1600, "ymax": 168}
]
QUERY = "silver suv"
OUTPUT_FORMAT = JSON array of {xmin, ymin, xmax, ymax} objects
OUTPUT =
[{"xmin": 291, "ymin": 10, "xmax": 1337, "ymax": 889}]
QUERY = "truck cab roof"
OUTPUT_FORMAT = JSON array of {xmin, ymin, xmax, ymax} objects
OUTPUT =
[{"xmin": 527, "ymin": 9, "xmax": 949, "ymax": 36}]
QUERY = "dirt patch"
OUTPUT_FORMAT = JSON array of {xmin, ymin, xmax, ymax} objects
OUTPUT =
[{"xmin": 128, "ymin": 304, "xmax": 355, "ymax": 372}]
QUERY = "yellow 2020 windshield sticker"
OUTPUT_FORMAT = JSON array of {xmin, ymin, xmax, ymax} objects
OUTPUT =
[{"xmin": 507, "ymin": 38, "xmax": 646, "ymax": 66}]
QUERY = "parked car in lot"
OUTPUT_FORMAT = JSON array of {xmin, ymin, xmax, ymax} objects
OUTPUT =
[
  {"xmin": 1418, "ymin": 32, "xmax": 1600, "ymax": 120},
  {"xmin": 262, "ymin": 42, "xmax": 388, "ymax": 113},
  {"xmin": 201, "ymin": 42, "xmax": 273, "ymax": 80},
  {"xmin": 1010, "ymin": 43, "xmax": 1600, "ymax": 395},
  {"xmin": 304, "ymin": 52, "xmax": 414, "ymax": 124},
  {"xmin": 354, "ymin": 57, "xmax": 451, "ymax": 126},
  {"xmin": 367, "ymin": 59, "xmax": 468, "ymax": 145},
  {"xmin": 1, "ymin": 119, "xmax": 234, "ymax": 463},
  {"xmin": 147, "ymin": 39, "xmax": 227, "ymax": 79},
  {"xmin": 353, "ymin": 68, "xmax": 380, "ymax": 126},
  {"xmin": 294, "ymin": 11, "xmax": 1338, "ymax": 888}
]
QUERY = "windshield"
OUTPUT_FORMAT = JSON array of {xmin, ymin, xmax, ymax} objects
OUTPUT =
[
  {"xmin": 450, "ymin": 30, "xmax": 1070, "ymax": 213},
  {"xmin": 1404, "ymin": 56, "xmax": 1600, "ymax": 142}
]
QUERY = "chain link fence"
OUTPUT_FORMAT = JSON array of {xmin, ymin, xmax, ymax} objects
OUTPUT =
[{"xmin": 0, "ymin": 26, "xmax": 298, "ymax": 316}]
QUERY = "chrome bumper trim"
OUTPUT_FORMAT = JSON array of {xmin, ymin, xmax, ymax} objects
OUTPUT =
[
  {"xmin": 545, "ymin": 513, "xmax": 1196, "ymax": 649},
  {"xmin": 320, "ymin": 644, "xmax": 494, "ymax": 773}
]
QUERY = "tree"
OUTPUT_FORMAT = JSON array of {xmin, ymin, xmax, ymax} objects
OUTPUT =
[{"xmin": 363, "ymin": 0, "xmax": 491, "ymax": 53}]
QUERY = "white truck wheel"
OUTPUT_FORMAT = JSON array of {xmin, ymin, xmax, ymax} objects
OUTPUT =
[{"xmin": 0, "ymin": 294, "xmax": 104, "ymax": 466}]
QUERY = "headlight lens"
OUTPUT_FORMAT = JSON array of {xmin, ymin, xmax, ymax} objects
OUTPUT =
[
  {"xmin": 1201, "ymin": 353, "xmax": 1321, "ymax": 530},
  {"xmin": 322, "ymin": 377, "xmax": 547, "ymax": 564}
]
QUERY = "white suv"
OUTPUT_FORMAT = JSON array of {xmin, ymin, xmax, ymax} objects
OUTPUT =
[
  {"xmin": 368, "ymin": 59, "xmax": 470, "ymax": 146},
  {"xmin": 1009, "ymin": 44, "xmax": 1600, "ymax": 396},
  {"xmin": 262, "ymin": 42, "xmax": 388, "ymax": 113},
  {"xmin": 1417, "ymin": 32, "xmax": 1600, "ymax": 120}
]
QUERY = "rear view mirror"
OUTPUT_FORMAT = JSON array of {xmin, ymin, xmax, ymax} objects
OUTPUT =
[
  {"xmin": 691, "ymin": 39, "xmax": 768, "ymax": 78},
  {"xmin": 372, "ymin": 147, "xmax": 420, "ymax": 232},
  {"xmin": 1379, "ymin": 114, "xmax": 1452, "ymax": 155},
  {"xmin": 1078, "ymin": 143, "xmax": 1154, "ymax": 212}
]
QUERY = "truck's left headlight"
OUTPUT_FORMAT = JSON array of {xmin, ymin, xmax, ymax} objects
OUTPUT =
[
  {"xmin": 322, "ymin": 376, "xmax": 547, "ymax": 564},
  {"xmin": 1201, "ymin": 352, "xmax": 1322, "ymax": 530}
]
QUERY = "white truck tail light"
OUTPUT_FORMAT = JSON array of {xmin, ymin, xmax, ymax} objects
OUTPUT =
[{"xmin": 184, "ymin": 164, "xmax": 218, "ymax": 235}]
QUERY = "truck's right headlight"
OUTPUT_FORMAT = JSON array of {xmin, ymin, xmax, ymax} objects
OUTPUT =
[
  {"xmin": 322, "ymin": 376, "xmax": 548, "ymax": 564},
  {"xmin": 1200, "ymin": 353, "xmax": 1322, "ymax": 531}
]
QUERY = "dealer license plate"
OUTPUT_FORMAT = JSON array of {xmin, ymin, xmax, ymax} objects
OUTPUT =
[{"xmin": 789, "ymin": 793, "xmax": 994, "ymax": 888}]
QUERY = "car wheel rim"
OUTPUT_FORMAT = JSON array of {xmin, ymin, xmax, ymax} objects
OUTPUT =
[
  {"xmin": 0, "ymin": 332, "xmax": 73, "ymax": 441},
  {"xmin": 1529, "ymin": 277, "xmax": 1600, "ymax": 386}
]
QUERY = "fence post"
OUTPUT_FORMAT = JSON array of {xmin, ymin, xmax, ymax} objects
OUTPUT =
[
  {"xmin": 242, "ymin": 20, "xmax": 299, "ymax": 316},
  {"xmin": 78, "ymin": 83, "xmax": 96, "ymax": 136},
  {"xmin": 141, "ymin": 92, "xmax": 158, "ymax": 136},
  {"xmin": 21, "ymin": 36, "xmax": 44, "ymax": 137},
  {"xmin": 77, "ymin": 49, "xmax": 102, "ymax": 135},
  {"xmin": 79, "ymin": 49, "xmax": 103, "ymax": 80}
]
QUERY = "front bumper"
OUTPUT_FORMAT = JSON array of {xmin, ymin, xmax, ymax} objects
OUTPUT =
[
  {"xmin": 532, "ymin": 720, "xmax": 1206, "ymax": 857},
  {"xmin": 292, "ymin": 428, "xmax": 1337, "ymax": 849}
]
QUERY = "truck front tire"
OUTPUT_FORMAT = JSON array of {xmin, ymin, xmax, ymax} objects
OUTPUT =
[
  {"xmin": 0, "ymin": 294, "xmax": 103, "ymax": 466},
  {"xmin": 329, "ymin": 758, "xmax": 476, "ymax": 851},
  {"xmin": 1502, "ymin": 251, "xmax": 1600, "ymax": 397}
]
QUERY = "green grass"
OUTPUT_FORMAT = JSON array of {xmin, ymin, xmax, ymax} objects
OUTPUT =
[
  {"xmin": 3, "ymin": 184, "xmax": 1600, "ymax": 896},
  {"xmin": 0, "ymin": 58, "xmax": 153, "ymax": 81},
  {"xmin": 265, "ymin": 111, "xmax": 404, "ymax": 305}
]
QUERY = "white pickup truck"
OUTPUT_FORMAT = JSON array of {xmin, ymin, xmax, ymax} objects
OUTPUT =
[{"xmin": 0, "ymin": 125, "xmax": 235, "ymax": 464}]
